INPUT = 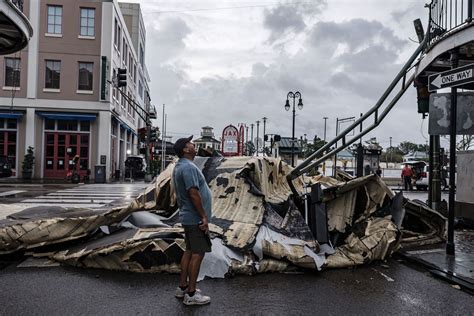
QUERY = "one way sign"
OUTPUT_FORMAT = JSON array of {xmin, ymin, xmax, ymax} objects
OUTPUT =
[{"xmin": 429, "ymin": 63, "xmax": 474, "ymax": 92}]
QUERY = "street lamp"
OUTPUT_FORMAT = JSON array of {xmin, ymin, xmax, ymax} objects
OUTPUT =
[{"xmin": 285, "ymin": 91, "xmax": 303, "ymax": 167}]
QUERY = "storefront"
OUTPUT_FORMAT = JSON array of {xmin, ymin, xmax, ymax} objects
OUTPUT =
[
  {"xmin": 0, "ymin": 112, "xmax": 22, "ymax": 176},
  {"xmin": 38, "ymin": 112, "xmax": 95, "ymax": 179}
]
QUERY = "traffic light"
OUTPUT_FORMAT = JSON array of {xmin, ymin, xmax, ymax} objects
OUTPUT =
[
  {"xmin": 117, "ymin": 68, "xmax": 127, "ymax": 87},
  {"xmin": 273, "ymin": 135, "xmax": 281, "ymax": 142},
  {"xmin": 264, "ymin": 134, "xmax": 268, "ymax": 141},
  {"xmin": 150, "ymin": 127, "xmax": 157, "ymax": 142},
  {"xmin": 138, "ymin": 127, "xmax": 147, "ymax": 142}
]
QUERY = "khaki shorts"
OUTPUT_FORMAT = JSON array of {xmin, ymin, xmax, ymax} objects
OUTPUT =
[{"xmin": 183, "ymin": 225, "xmax": 212, "ymax": 253}]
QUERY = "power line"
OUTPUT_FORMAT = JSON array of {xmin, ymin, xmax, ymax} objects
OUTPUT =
[{"xmin": 142, "ymin": 1, "xmax": 314, "ymax": 14}]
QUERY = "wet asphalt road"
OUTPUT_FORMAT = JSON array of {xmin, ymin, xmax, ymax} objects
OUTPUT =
[{"xmin": 0, "ymin": 258, "xmax": 472, "ymax": 315}]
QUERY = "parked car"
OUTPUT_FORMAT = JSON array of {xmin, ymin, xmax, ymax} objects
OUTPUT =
[
  {"xmin": 413, "ymin": 163, "xmax": 448, "ymax": 191},
  {"xmin": 0, "ymin": 156, "xmax": 13, "ymax": 178},
  {"xmin": 404, "ymin": 161, "xmax": 428, "ymax": 191},
  {"xmin": 125, "ymin": 155, "xmax": 147, "ymax": 178}
]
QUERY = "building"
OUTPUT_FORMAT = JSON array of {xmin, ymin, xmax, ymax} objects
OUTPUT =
[
  {"xmin": 194, "ymin": 126, "xmax": 220, "ymax": 151},
  {"xmin": 0, "ymin": 0, "xmax": 154, "ymax": 181},
  {"xmin": 274, "ymin": 137, "xmax": 302, "ymax": 166},
  {"xmin": 0, "ymin": 0, "xmax": 33, "ymax": 55}
]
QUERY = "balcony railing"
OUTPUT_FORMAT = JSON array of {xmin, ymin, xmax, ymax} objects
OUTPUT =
[
  {"xmin": 9, "ymin": 0, "xmax": 24, "ymax": 12},
  {"xmin": 428, "ymin": 0, "xmax": 474, "ymax": 47}
]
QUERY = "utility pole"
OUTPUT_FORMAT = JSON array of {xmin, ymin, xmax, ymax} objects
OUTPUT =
[
  {"xmin": 256, "ymin": 120, "xmax": 260, "ymax": 157},
  {"xmin": 323, "ymin": 117, "xmax": 328, "ymax": 142},
  {"xmin": 262, "ymin": 117, "xmax": 267, "ymax": 154},
  {"xmin": 161, "ymin": 104, "xmax": 166, "ymax": 172},
  {"xmin": 245, "ymin": 125, "xmax": 249, "ymax": 155},
  {"xmin": 389, "ymin": 136, "xmax": 392, "ymax": 163},
  {"xmin": 250, "ymin": 123, "xmax": 254, "ymax": 155}
]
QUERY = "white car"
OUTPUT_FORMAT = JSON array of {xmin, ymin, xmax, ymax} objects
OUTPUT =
[{"xmin": 410, "ymin": 162, "xmax": 448, "ymax": 191}]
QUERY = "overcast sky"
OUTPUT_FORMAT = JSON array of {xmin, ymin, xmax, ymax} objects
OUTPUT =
[{"xmin": 122, "ymin": 0, "xmax": 433, "ymax": 148}]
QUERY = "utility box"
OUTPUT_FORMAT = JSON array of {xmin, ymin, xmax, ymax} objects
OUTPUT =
[{"xmin": 94, "ymin": 165, "xmax": 106, "ymax": 183}]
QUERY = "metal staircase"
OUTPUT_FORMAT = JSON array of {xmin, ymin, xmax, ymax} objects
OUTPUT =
[{"xmin": 287, "ymin": 33, "xmax": 429, "ymax": 189}]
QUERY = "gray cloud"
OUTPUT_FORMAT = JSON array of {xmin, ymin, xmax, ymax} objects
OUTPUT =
[
  {"xmin": 263, "ymin": 1, "xmax": 326, "ymax": 43},
  {"xmin": 147, "ymin": 12, "xmax": 427, "ymax": 146},
  {"xmin": 147, "ymin": 17, "xmax": 191, "ymax": 64}
]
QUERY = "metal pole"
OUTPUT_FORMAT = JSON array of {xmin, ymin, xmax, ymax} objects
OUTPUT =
[
  {"xmin": 291, "ymin": 99, "xmax": 296, "ymax": 167},
  {"xmin": 333, "ymin": 118, "xmax": 338, "ymax": 177},
  {"xmin": 468, "ymin": 0, "xmax": 473, "ymax": 21},
  {"xmin": 245, "ymin": 126, "xmax": 249, "ymax": 155},
  {"xmin": 256, "ymin": 120, "xmax": 260, "ymax": 157},
  {"xmin": 250, "ymin": 124, "xmax": 254, "ymax": 155},
  {"xmin": 163, "ymin": 113, "xmax": 167, "ymax": 168},
  {"xmin": 323, "ymin": 117, "xmax": 328, "ymax": 142},
  {"xmin": 389, "ymin": 136, "xmax": 393, "ymax": 164},
  {"xmin": 262, "ymin": 117, "xmax": 267, "ymax": 154},
  {"xmin": 447, "ymin": 49, "xmax": 458, "ymax": 255},
  {"xmin": 161, "ymin": 104, "xmax": 165, "ymax": 172},
  {"xmin": 432, "ymin": 135, "xmax": 441, "ymax": 210}
]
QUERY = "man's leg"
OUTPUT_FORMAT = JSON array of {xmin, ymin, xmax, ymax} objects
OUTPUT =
[
  {"xmin": 179, "ymin": 250, "xmax": 192, "ymax": 288},
  {"xmin": 187, "ymin": 253, "xmax": 205, "ymax": 293}
]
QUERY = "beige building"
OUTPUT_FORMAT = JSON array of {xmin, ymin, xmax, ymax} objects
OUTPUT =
[{"xmin": 0, "ymin": 0, "xmax": 154, "ymax": 181}]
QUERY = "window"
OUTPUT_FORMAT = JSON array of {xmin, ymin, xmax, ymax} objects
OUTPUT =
[
  {"xmin": 45, "ymin": 60, "xmax": 61, "ymax": 89},
  {"xmin": 47, "ymin": 5, "xmax": 62, "ymax": 34},
  {"xmin": 78, "ymin": 62, "xmax": 93, "ymax": 91},
  {"xmin": 123, "ymin": 40, "xmax": 127, "ymax": 65},
  {"xmin": 45, "ymin": 119, "xmax": 55, "ymax": 130},
  {"xmin": 4, "ymin": 58, "xmax": 20, "ymax": 87},
  {"xmin": 80, "ymin": 8, "xmax": 95, "ymax": 36},
  {"xmin": 112, "ymin": 69, "xmax": 117, "ymax": 99},
  {"xmin": 138, "ymin": 80, "xmax": 143, "ymax": 100},
  {"xmin": 117, "ymin": 26, "xmax": 121, "ymax": 52},
  {"xmin": 139, "ymin": 44, "xmax": 144, "ymax": 67},
  {"xmin": 114, "ymin": 18, "xmax": 118, "ymax": 47}
]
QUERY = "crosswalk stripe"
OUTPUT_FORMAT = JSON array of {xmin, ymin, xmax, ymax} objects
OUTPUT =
[{"xmin": 18, "ymin": 182, "xmax": 149, "ymax": 209}]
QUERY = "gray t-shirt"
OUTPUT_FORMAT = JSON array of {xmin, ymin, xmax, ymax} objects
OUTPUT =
[{"xmin": 172, "ymin": 158, "xmax": 212, "ymax": 225}]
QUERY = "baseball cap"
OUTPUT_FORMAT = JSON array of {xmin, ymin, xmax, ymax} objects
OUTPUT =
[{"xmin": 173, "ymin": 135, "xmax": 193, "ymax": 157}]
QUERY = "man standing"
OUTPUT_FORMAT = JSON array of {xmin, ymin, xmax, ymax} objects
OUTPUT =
[
  {"xmin": 172, "ymin": 136, "xmax": 212, "ymax": 306},
  {"xmin": 401, "ymin": 164, "xmax": 414, "ymax": 191}
]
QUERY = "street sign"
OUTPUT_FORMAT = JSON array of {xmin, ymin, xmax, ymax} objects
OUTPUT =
[{"xmin": 428, "ymin": 63, "xmax": 474, "ymax": 91}]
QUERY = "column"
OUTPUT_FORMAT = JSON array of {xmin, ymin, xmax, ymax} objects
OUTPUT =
[{"xmin": 97, "ymin": 111, "xmax": 111, "ymax": 181}]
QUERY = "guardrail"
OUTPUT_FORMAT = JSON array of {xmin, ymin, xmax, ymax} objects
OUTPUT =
[{"xmin": 428, "ymin": 0, "xmax": 473, "ymax": 47}]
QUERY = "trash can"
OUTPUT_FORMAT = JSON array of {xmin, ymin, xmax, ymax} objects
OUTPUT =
[{"xmin": 94, "ymin": 165, "xmax": 106, "ymax": 183}]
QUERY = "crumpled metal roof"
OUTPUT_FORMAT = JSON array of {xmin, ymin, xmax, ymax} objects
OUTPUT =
[{"xmin": 0, "ymin": 156, "xmax": 446, "ymax": 279}]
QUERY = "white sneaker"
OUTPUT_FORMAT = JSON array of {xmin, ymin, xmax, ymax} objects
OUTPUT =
[
  {"xmin": 183, "ymin": 292, "xmax": 211, "ymax": 305},
  {"xmin": 175, "ymin": 287, "xmax": 200, "ymax": 298}
]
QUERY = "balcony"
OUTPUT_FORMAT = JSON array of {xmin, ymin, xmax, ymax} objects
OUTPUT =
[
  {"xmin": 0, "ymin": 0, "xmax": 33, "ymax": 55},
  {"xmin": 416, "ymin": 0, "xmax": 474, "ymax": 83}
]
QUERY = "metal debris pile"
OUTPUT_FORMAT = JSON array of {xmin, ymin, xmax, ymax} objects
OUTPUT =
[{"xmin": 0, "ymin": 157, "xmax": 446, "ymax": 279}]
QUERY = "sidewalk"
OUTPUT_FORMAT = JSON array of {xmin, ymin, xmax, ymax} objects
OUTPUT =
[{"xmin": 397, "ymin": 229, "xmax": 474, "ymax": 293}]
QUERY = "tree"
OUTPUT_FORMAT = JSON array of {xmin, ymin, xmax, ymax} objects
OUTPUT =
[
  {"xmin": 398, "ymin": 141, "xmax": 418, "ymax": 154},
  {"xmin": 457, "ymin": 135, "xmax": 473, "ymax": 151},
  {"xmin": 245, "ymin": 141, "xmax": 255, "ymax": 156},
  {"xmin": 303, "ymin": 135, "xmax": 328, "ymax": 157}
]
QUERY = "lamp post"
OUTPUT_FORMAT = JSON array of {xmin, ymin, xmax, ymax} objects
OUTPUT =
[
  {"xmin": 285, "ymin": 91, "xmax": 303, "ymax": 167},
  {"xmin": 256, "ymin": 120, "xmax": 260, "ymax": 156}
]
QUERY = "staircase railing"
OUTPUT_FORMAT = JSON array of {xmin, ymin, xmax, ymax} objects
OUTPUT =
[{"xmin": 287, "ymin": 33, "xmax": 430, "ymax": 193}]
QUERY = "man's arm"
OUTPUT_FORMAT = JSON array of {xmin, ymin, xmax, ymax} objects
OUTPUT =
[{"xmin": 188, "ymin": 187, "xmax": 209, "ymax": 233}]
